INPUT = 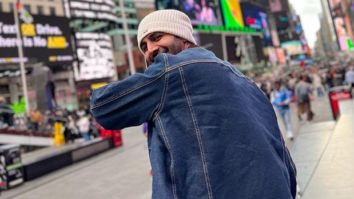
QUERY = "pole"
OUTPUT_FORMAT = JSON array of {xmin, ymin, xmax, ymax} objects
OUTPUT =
[
  {"xmin": 221, "ymin": 33, "xmax": 228, "ymax": 61},
  {"xmin": 14, "ymin": 3, "xmax": 30, "ymax": 115},
  {"xmin": 119, "ymin": 0, "xmax": 136, "ymax": 75}
]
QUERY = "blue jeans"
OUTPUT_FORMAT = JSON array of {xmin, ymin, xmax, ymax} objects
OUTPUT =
[
  {"xmin": 278, "ymin": 108, "xmax": 292, "ymax": 135},
  {"xmin": 81, "ymin": 132, "xmax": 90, "ymax": 141},
  {"xmin": 316, "ymin": 87, "xmax": 324, "ymax": 97}
]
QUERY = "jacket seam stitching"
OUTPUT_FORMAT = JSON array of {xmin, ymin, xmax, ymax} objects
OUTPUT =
[
  {"xmin": 179, "ymin": 67, "xmax": 214, "ymax": 199},
  {"xmin": 91, "ymin": 60, "xmax": 220, "ymax": 110},
  {"xmin": 156, "ymin": 116, "xmax": 178, "ymax": 199},
  {"xmin": 166, "ymin": 59, "xmax": 221, "ymax": 72},
  {"xmin": 153, "ymin": 54, "xmax": 169, "ymax": 120},
  {"xmin": 91, "ymin": 72, "xmax": 165, "ymax": 110}
]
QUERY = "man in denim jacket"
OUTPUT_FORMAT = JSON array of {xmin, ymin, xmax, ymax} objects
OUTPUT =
[{"xmin": 91, "ymin": 10, "xmax": 296, "ymax": 199}]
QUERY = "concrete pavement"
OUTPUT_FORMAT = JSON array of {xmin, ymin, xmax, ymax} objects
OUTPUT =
[
  {"xmin": 294, "ymin": 99, "xmax": 354, "ymax": 199},
  {"xmin": 2, "ymin": 126, "xmax": 152, "ymax": 199}
]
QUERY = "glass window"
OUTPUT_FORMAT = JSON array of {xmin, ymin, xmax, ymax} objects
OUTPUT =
[
  {"xmin": 37, "ymin": 6, "xmax": 44, "ymax": 15},
  {"xmin": 9, "ymin": 3, "xmax": 14, "ymax": 12},
  {"xmin": 24, "ymin": 4, "xmax": 31, "ymax": 12},
  {"xmin": 50, "ymin": 7, "xmax": 56, "ymax": 15}
]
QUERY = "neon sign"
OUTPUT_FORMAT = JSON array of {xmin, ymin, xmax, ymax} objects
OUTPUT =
[{"xmin": 195, "ymin": 24, "xmax": 260, "ymax": 33}]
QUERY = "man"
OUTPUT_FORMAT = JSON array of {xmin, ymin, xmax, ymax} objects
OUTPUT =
[
  {"xmin": 271, "ymin": 81, "xmax": 294, "ymax": 140},
  {"xmin": 91, "ymin": 10, "xmax": 296, "ymax": 198},
  {"xmin": 0, "ymin": 96, "xmax": 14, "ymax": 128},
  {"xmin": 345, "ymin": 66, "xmax": 354, "ymax": 88},
  {"xmin": 295, "ymin": 75, "xmax": 314, "ymax": 121},
  {"xmin": 30, "ymin": 109, "xmax": 43, "ymax": 131}
]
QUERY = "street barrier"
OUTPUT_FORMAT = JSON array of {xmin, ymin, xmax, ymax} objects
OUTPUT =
[
  {"xmin": 100, "ymin": 128, "xmax": 123, "ymax": 147},
  {"xmin": 328, "ymin": 86, "xmax": 353, "ymax": 120},
  {"xmin": 22, "ymin": 138, "xmax": 113, "ymax": 181}
]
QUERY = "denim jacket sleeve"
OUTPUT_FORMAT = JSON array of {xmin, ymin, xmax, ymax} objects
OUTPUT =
[{"xmin": 90, "ymin": 57, "xmax": 167, "ymax": 130}]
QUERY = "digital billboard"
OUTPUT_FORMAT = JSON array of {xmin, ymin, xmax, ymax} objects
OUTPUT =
[
  {"xmin": 74, "ymin": 32, "xmax": 115, "ymax": 81},
  {"xmin": 240, "ymin": 3, "xmax": 272, "ymax": 46},
  {"xmin": 155, "ymin": 0, "xmax": 179, "ymax": 9},
  {"xmin": 329, "ymin": 0, "xmax": 354, "ymax": 51},
  {"xmin": 67, "ymin": 0, "xmax": 118, "ymax": 21},
  {"xmin": 179, "ymin": 0, "xmax": 220, "ymax": 25},
  {"xmin": 274, "ymin": 11, "xmax": 289, "ymax": 30},
  {"xmin": 220, "ymin": 0, "xmax": 244, "ymax": 29},
  {"xmin": 0, "ymin": 13, "xmax": 73, "ymax": 65},
  {"xmin": 281, "ymin": 40, "xmax": 304, "ymax": 55},
  {"xmin": 269, "ymin": 0, "xmax": 289, "ymax": 13}
]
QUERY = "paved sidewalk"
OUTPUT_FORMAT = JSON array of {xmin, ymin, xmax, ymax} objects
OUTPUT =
[
  {"xmin": 2, "ymin": 126, "xmax": 152, "ymax": 199},
  {"xmin": 291, "ymin": 100, "xmax": 354, "ymax": 199}
]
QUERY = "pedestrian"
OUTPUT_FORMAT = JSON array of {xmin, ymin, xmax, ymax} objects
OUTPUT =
[
  {"xmin": 142, "ymin": 122, "xmax": 148, "ymax": 137},
  {"xmin": 67, "ymin": 115, "xmax": 79, "ymax": 142},
  {"xmin": 295, "ymin": 75, "xmax": 314, "ymax": 121},
  {"xmin": 30, "ymin": 109, "xmax": 43, "ymax": 131},
  {"xmin": 311, "ymin": 68, "xmax": 325, "ymax": 98},
  {"xmin": 76, "ymin": 111, "xmax": 91, "ymax": 141},
  {"xmin": 271, "ymin": 80, "xmax": 294, "ymax": 140},
  {"xmin": 345, "ymin": 66, "xmax": 354, "ymax": 89},
  {"xmin": 91, "ymin": 10, "xmax": 296, "ymax": 198},
  {"xmin": 0, "ymin": 96, "xmax": 14, "ymax": 128}
]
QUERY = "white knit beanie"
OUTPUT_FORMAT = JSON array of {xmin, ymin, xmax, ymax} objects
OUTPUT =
[{"xmin": 137, "ymin": 10, "xmax": 197, "ymax": 53}]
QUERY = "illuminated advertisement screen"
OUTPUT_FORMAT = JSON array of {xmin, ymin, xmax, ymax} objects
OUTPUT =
[
  {"xmin": 67, "ymin": 0, "xmax": 118, "ymax": 21},
  {"xmin": 74, "ymin": 32, "xmax": 115, "ymax": 81},
  {"xmin": 0, "ymin": 13, "xmax": 73, "ymax": 65},
  {"xmin": 329, "ymin": 0, "xmax": 353, "ymax": 51},
  {"xmin": 269, "ymin": 0, "xmax": 289, "ymax": 13},
  {"xmin": 220, "ymin": 0, "xmax": 244, "ymax": 28},
  {"xmin": 240, "ymin": 3, "xmax": 272, "ymax": 46},
  {"xmin": 155, "ymin": 0, "xmax": 179, "ymax": 9},
  {"xmin": 274, "ymin": 11, "xmax": 289, "ymax": 30},
  {"xmin": 281, "ymin": 40, "xmax": 304, "ymax": 55},
  {"xmin": 179, "ymin": 0, "xmax": 221, "ymax": 25}
]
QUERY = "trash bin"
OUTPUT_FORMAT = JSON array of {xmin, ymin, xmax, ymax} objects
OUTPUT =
[
  {"xmin": 328, "ymin": 86, "xmax": 353, "ymax": 120},
  {"xmin": 0, "ymin": 144, "xmax": 24, "ymax": 190}
]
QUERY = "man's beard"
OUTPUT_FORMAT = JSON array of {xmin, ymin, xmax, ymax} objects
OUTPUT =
[{"xmin": 148, "ymin": 44, "xmax": 183, "ymax": 65}]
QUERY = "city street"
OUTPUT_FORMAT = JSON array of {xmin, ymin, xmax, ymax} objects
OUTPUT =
[
  {"xmin": 2, "ymin": 96, "xmax": 338, "ymax": 199},
  {"xmin": 1, "ymin": 0, "xmax": 354, "ymax": 198}
]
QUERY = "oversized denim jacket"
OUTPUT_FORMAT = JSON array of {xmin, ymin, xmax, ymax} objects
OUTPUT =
[{"xmin": 91, "ymin": 47, "xmax": 297, "ymax": 199}]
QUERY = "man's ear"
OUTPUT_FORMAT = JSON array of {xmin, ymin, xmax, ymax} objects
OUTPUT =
[{"xmin": 182, "ymin": 40, "xmax": 193, "ymax": 49}]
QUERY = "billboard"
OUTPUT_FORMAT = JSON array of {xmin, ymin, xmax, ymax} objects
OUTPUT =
[
  {"xmin": 240, "ymin": 3, "xmax": 272, "ymax": 46},
  {"xmin": 0, "ymin": 13, "xmax": 73, "ymax": 65},
  {"xmin": 179, "ymin": 0, "xmax": 220, "ymax": 25},
  {"xmin": 74, "ymin": 32, "xmax": 115, "ymax": 81},
  {"xmin": 274, "ymin": 11, "xmax": 289, "ymax": 30},
  {"xmin": 281, "ymin": 40, "xmax": 304, "ymax": 55},
  {"xmin": 155, "ymin": 0, "xmax": 179, "ymax": 9},
  {"xmin": 220, "ymin": 0, "xmax": 244, "ymax": 29},
  {"xmin": 269, "ymin": 0, "xmax": 289, "ymax": 13},
  {"xmin": 328, "ymin": 0, "xmax": 354, "ymax": 51},
  {"xmin": 67, "ymin": 0, "xmax": 118, "ymax": 21}
]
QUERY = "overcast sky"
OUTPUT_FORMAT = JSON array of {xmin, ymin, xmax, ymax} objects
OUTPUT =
[{"xmin": 289, "ymin": 0, "xmax": 323, "ymax": 48}]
